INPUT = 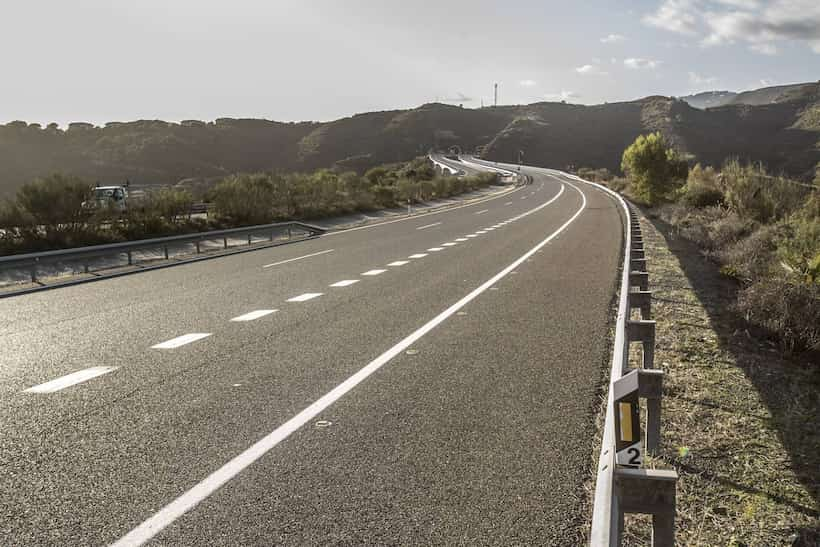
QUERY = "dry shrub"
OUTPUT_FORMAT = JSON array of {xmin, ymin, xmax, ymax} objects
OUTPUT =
[{"xmin": 737, "ymin": 274, "xmax": 820, "ymax": 353}]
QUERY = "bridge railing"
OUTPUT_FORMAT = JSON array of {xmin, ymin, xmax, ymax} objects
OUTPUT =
[{"xmin": 0, "ymin": 221, "xmax": 325, "ymax": 290}]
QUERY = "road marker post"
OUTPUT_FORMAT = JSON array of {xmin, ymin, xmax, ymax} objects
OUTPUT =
[{"xmin": 613, "ymin": 370, "xmax": 643, "ymax": 468}]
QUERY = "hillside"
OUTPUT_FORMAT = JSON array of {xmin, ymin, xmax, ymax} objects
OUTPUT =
[
  {"xmin": 1, "ymin": 82, "xmax": 818, "ymax": 196},
  {"xmin": 680, "ymin": 91, "xmax": 737, "ymax": 109}
]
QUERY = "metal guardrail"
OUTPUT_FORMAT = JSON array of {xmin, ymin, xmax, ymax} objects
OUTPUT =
[
  {"xmin": 463, "ymin": 157, "xmax": 678, "ymax": 545},
  {"xmin": 573, "ymin": 176, "xmax": 677, "ymax": 547},
  {"xmin": 0, "ymin": 221, "xmax": 325, "ymax": 285}
]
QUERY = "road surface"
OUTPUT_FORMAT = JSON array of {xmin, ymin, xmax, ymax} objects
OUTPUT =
[{"xmin": 0, "ymin": 165, "xmax": 623, "ymax": 545}]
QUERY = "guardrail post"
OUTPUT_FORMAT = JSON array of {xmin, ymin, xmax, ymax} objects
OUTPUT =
[
  {"xmin": 195, "ymin": 240, "xmax": 201, "ymax": 254},
  {"xmin": 638, "ymin": 369, "xmax": 664, "ymax": 455},
  {"xmin": 288, "ymin": 226, "xmax": 292, "ymax": 239},
  {"xmin": 223, "ymin": 237, "xmax": 228, "ymax": 249},
  {"xmin": 628, "ymin": 290, "xmax": 652, "ymax": 320},
  {"xmin": 627, "ymin": 320, "xmax": 656, "ymax": 369},
  {"xmin": 630, "ymin": 249, "xmax": 645, "ymax": 260},
  {"xmin": 127, "ymin": 251, "xmax": 133, "ymax": 266},
  {"xmin": 269, "ymin": 231, "xmax": 274, "ymax": 242},
  {"xmin": 629, "ymin": 271, "xmax": 649, "ymax": 291},
  {"xmin": 630, "ymin": 258, "xmax": 647, "ymax": 272},
  {"xmin": 164, "ymin": 246, "xmax": 169, "ymax": 260},
  {"xmin": 615, "ymin": 468, "xmax": 677, "ymax": 547},
  {"xmin": 30, "ymin": 258, "xmax": 38, "ymax": 284},
  {"xmin": 248, "ymin": 234, "xmax": 252, "ymax": 246}
]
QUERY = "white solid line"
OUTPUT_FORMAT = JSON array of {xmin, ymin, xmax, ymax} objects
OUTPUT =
[
  {"xmin": 24, "ymin": 366, "xmax": 118, "ymax": 394},
  {"xmin": 262, "ymin": 249, "xmax": 334, "ymax": 269},
  {"xmin": 416, "ymin": 222, "xmax": 442, "ymax": 230},
  {"xmin": 330, "ymin": 280, "xmax": 359, "ymax": 287},
  {"xmin": 427, "ymin": 247, "xmax": 445, "ymax": 252},
  {"xmin": 152, "ymin": 333, "xmax": 212, "ymax": 349},
  {"xmin": 387, "ymin": 261, "xmax": 409, "ymax": 267},
  {"xmin": 286, "ymin": 293, "xmax": 323, "ymax": 302},
  {"xmin": 324, "ymin": 185, "xmax": 524, "ymax": 237},
  {"xmin": 408, "ymin": 253, "xmax": 428, "ymax": 259},
  {"xmin": 230, "ymin": 309, "xmax": 278, "ymax": 322},
  {"xmin": 110, "ymin": 182, "xmax": 585, "ymax": 547},
  {"xmin": 361, "ymin": 269, "xmax": 387, "ymax": 276},
  {"xmin": 475, "ymin": 209, "xmax": 489, "ymax": 215},
  {"xmin": 455, "ymin": 238, "xmax": 468, "ymax": 242},
  {"xmin": 441, "ymin": 242, "xmax": 457, "ymax": 247}
]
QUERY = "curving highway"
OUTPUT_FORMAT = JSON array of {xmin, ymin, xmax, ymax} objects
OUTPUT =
[{"xmin": 0, "ymin": 163, "xmax": 623, "ymax": 545}]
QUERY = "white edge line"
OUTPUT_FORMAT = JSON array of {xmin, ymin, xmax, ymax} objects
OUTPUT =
[
  {"xmin": 110, "ymin": 181, "xmax": 582, "ymax": 547},
  {"xmin": 262, "ymin": 249, "xmax": 334, "ymax": 269},
  {"xmin": 323, "ymin": 184, "xmax": 524, "ymax": 237},
  {"xmin": 24, "ymin": 366, "xmax": 118, "ymax": 394}
]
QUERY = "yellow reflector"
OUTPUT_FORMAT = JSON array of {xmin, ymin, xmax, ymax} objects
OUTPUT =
[{"xmin": 619, "ymin": 402, "xmax": 634, "ymax": 442}]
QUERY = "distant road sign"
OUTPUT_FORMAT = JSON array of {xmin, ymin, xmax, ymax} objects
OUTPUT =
[{"xmin": 613, "ymin": 370, "xmax": 643, "ymax": 467}]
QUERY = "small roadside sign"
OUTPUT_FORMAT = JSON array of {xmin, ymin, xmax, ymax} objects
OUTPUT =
[{"xmin": 613, "ymin": 370, "xmax": 643, "ymax": 467}]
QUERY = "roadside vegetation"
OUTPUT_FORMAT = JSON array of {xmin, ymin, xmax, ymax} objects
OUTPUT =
[
  {"xmin": 612, "ymin": 132, "xmax": 819, "ymax": 354},
  {"xmin": 0, "ymin": 157, "xmax": 497, "ymax": 255}
]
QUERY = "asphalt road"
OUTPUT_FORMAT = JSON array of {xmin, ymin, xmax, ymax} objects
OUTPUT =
[{"xmin": 0, "ymin": 165, "xmax": 623, "ymax": 546}]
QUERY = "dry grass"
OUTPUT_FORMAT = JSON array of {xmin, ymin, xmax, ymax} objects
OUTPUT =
[{"xmin": 620, "ymin": 210, "xmax": 820, "ymax": 546}]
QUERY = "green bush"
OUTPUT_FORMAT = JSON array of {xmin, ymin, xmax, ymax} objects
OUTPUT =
[
  {"xmin": 720, "ymin": 160, "xmax": 809, "ymax": 223},
  {"xmin": 621, "ymin": 132, "xmax": 687, "ymax": 205},
  {"xmin": 210, "ymin": 173, "xmax": 275, "ymax": 225},
  {"xmin": 680, "ymin": 164, "xmax": 724, "ymax": 208}
]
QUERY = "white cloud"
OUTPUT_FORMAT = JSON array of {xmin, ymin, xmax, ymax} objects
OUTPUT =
[
  {"xmin": 624, "ymin": 57, "xmax": 662, "ymax": 69},
  {"xmin": 519, "ymin": 79, "xmax": 537, "ymax": 87},
  {"xmin": 688, "ymin": 71, "xmax": 719, "ymax": 85},
  {"xmin": 600, "ymin": 33, "xmax": 626, "ymax": 43},
  {"xmin": 643, "ymin": 0, "xmax": 700, "ymax": 34},
  {"xmin": 575, "ymin": 64, "xmax": 608, "ymax": 75},
  {"xmin": 544, "ymin": 90, "xmax": 580, "ymax": 102},
  {"xmin": 645, "ymin": 0, "xmax": 820, "ymax": 54}
]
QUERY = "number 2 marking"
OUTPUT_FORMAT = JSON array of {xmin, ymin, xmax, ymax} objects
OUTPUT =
[{"xmin": 627, "ymin": 447, "xmax": 641, "ymax": 465}]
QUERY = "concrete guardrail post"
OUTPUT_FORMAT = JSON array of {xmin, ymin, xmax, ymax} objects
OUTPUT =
[
  {"xmin": 628, "ymin": 290, "xmax": 652, "ymax": 320},
  {"xmin": 638, "ymin": 369, "xmax": 664, "ymax": 454},
  {"xmin": 615, "ymin": 468, "xmax": 678, "ymax": 547},
  {"xmin": 627, "ymin": 319, "xmax": 656, "ymax": 370}
]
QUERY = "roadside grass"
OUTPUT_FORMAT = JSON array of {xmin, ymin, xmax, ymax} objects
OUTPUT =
[{"xmin": 621, "ymin": 210, "xmax": 820, "ymax": 546}]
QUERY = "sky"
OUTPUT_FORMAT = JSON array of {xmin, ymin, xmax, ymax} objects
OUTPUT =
[{"xmin": 2, "ymin": 0, "xmax": 819, "ymax": 126}]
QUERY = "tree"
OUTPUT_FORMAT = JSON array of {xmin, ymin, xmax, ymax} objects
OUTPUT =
[
  {"xmin": 621, "ymin": 132, "xmax": 687, "ymax": 204},
  {"xmin": 15, "ymin": 173, "xmax": 91, "ymax": 232}
]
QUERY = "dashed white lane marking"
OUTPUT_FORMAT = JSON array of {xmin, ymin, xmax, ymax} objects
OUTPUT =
[
  {"xmin": 466, "ymin": 234, "xmax": 478, "ymax": 238},
  {"xmin": 109, "ymin": 181, "xmax": 585, "ymax": 547},
  {"xmin": 415, "ymin": 222, "xmax": 442, "ymax": 230},
  {"xmin": 24, "ymin": 366, "xmax": 118, "ymax": 394},
  {"xmin": 361, "ymin": 269, "xmax": 387, "ymax": 276},
  {"xmin": 442, "ymin": 242, "xmax": 457, "ymax": 247},
  {"xmin": 476, "ymin": 231, "xmax": 487, "ymax": 234},
  {"xmin": 329, "ymin": 280, "xmax": 359, "ymax": 287},
  {"xmin": 286, "ymin": 293, "xmax": 324, "ymax": 302},
  {"xmin": 152, "ymin": 333, "xmax": 212, "ymax": 349},
  {"xmin": 520, "ymin": 196, "xmax": 527, "ymax": 200},
  {"xmin": 455, "ymin": 238, "xmax": 468, "ymax": 242},
  {"xmin": 427, "ymin": 247, "xmax": 445, "ymax": 252},
  {"xmin": 230, "ymin": 310, "xmax": 278, "ymax": 322},
  {"xmin": 475, "ymin": 209, "xmax": 489, "ymax": 215},
  {"xmin": 262, "ymin": 249, "xmax": 334, "ymax": 269},
  {"xmin": 505, "ymin": 201, "xmax": 513, "ymax": 205},
  {"xmin": 408, "ymin": 253, "xmax": 428, "ymax": 259},
  {"xmin": 387, "ymin": 261, "xmax": 409, "ymax": 267},
  {"xmin": 486, "ymin": 228, "xmax": 496, "ymax": 231}
]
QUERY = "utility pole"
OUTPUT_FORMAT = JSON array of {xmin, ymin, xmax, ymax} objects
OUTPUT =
[{"xmin": 494, "ymin": 83, "xmax": 498, "ymax": 107}]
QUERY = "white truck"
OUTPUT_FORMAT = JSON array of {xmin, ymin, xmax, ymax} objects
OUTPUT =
[{"xmin": 83, "ymin": 184, "xmax": 129, "ymax": 212}]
